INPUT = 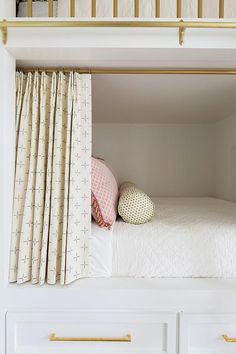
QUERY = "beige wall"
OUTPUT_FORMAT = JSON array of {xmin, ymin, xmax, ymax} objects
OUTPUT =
[
  {"xmin": 93, "ymin": 123, "xmax": 217, "ymax": 197},
  {"xmin": 94, "ymin": 118, "xmax": 236, "ymax": 201},
  {"xmin": 216, "ymin": 114, "xmax": 236, "ymax": 202}
]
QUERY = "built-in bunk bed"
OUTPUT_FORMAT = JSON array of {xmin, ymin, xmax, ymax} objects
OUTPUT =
[{"xmin": 1, "ymin": 1, "xmax": 236, "ymax": 354}]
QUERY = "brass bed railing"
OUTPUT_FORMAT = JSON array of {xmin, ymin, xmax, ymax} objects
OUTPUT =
[
  {"xmin": 25, "ymin": 0, "xmax": 225, "ymax": 19},
  {"xmin": 1, "ymin": 0, "xmax": 236, "ymax": 45}
]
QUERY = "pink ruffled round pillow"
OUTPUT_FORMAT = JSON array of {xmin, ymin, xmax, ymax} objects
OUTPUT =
[{"xmin": 92, "ymin": 157, "xmax": 119, "ymax": 229}]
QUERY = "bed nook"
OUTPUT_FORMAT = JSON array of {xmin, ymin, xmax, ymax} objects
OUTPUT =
[
  {"xmin": 9, "ymin": 69, "xmax": 236, "ymax": 283},
  {"xmin": 1, "ymin": 1, "xmax": 236, "ymax": 353}
]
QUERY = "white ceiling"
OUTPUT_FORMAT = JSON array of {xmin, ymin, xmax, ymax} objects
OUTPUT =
[
  {"xmin": 16, "ymin": 48, "xmax": 236, "ymax": 69},
  {"xmin": 92, "ymin": 74, "xmax": 236, "ymax": 123}
]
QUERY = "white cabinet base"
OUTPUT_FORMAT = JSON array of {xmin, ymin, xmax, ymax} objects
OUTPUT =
[
  {"xmin": 180, "ymin": 313, "xmax": 236, "ymax": 354},
  {"xmin": 6, "ymin": 310, "xmax": 177, "ymax": 354}
]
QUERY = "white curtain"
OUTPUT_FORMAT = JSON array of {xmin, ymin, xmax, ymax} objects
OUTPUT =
[{"xmin": 9, "ymin": 71, "xmax": 91, "ymax": 285}]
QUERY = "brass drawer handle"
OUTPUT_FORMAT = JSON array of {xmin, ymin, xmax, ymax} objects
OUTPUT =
[
  {"xmin": 49, "ymin": 333, "xmax": 132, "ymax": 342},
  {"xmin": 223, "ymin": 334, "xmax": 236, "ymax": 343}
]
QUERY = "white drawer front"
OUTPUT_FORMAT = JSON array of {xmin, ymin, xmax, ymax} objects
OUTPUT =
[
  {"xmin": 6, "ymin": 310, "xmax": 176, "ymax": 354},
  {"xmin": 180, "ymin": 313, "xmax": 236, "ymax": 354}
]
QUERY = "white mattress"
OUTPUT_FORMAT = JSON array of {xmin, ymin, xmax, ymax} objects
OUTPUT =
[
  {"xmin": 18, "ymin": 1, "xmax": 236, "ymax": 18},
  {"xmin": 112, "ymin": 198, "xmax": 236, "ymax": 278}
]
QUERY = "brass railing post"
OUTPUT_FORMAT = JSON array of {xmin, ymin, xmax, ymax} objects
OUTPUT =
[
  {"xmin": 49, "ymin": 0, "xmax": 54, "ymax": 17},
  {"xmin": 113, "ymin": 0, "xmax": 118, "ymax": 17},
  {"xmin": 219, "ymin": 0, "xmax": 224, "ymax": 18},
  {"xmin": 155, "ymin": 0, "xmax": 160, "ymax": 18},
  {"xmin": 0, "ymin": 19, "xmax": 7, "ymax": 45},
  {"xmin": 28, "ymin": 0, "xmax": 33, "ymax": 17},
  {"xmin": 70, "ymin": 0, "xmax": 75, "ymax": 17},
  {"xmin": 92, "ymin": 0, "xmax": 96, "ymax": 18},
  {"xmin": 198, "ymin": 0, "xmax": 203, "ymax": 18},
  {"xmin": 177, "ymin": 0, "xmax": 181, "ymax": 18},
  {"xmin": 134, "ymin": 0, "xmax": 139, "ymax": 18}
]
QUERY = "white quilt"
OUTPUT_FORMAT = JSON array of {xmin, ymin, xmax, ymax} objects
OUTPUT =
[
  {"xmin": 58, "ymin": 0, "xmax": 236, "ymax": 18},
  {"xmin": 112, "ymin": 198, "xmax": 236, "ymax": 278},
  {"xmin": 18, "ymin": 1, "xmax": 58, "ymax": 17}
]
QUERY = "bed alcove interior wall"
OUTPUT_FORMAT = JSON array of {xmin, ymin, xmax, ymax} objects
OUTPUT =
[{"xmin": 92, "ymin": 74, "xmax": 236, "ymax": 202}]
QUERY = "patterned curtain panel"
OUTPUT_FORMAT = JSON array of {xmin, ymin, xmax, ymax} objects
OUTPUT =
[{"xmin": 9, "ymin": 71, "xmax": 91, "ymax": 285}]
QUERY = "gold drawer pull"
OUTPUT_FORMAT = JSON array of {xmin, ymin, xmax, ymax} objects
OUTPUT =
[
  {"xmin": 49, "ymin": 333, "xmax": 132, "ymax": 342},
  {"xmin": 223, "ymin": 334, "xmax": 236, "ymax": 343}
]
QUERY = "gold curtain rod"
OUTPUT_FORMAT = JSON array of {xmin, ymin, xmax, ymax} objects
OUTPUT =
[{"xmin": 16, "ymin": 68, "xmax": 236, "ymax": 75}]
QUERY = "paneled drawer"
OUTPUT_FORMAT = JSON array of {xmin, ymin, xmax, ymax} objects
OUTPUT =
[
  {"xmin": 6, "ymin": 310, "xmax": 176, "ymax": 354},
  {"xmin": 180, "ymin": 313, "xmax": 236, "ymax": 354}
]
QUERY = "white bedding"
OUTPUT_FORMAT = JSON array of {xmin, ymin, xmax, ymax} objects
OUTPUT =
[
  {"xmin": 58, "ymin": 0, "xmax": 236, "ymax": 18},
  {"xmin": 90, "ymin": 222, "xmax": 113, "ymax": 277},
  {"xmin": 112, "ymin": 198, "xmax": 236, "ymax": 278},
  {"xmin": 18, "ymin": 1, "xmax": 58, "ymax": 17},
  {"xmin": 18, "ymin": 1, "xmax": 236, "ymax": 18}
]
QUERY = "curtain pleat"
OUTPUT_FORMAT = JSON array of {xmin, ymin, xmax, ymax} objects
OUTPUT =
[
  {"xmin": 9, "ymin": 71, "xmax": 91, "ymax": 285},
  {"xmin": 15, "ymin": 72, "xmax": 26, "ymax": 144},
  {"xmin": 39, "ymin": 73, "xmax": 57, "ymax": 284},
  {"xmin": 17, "ymin": 72, "xmax": 40, "ymax": 283},
  {"xmin": 46, "ymin": 72, "xmax": 68, "ymax": 284},
  {"xmin": 64, "ymin": 73, "xmax": 91, "ymax": 284},
  {"xmin": 10, "ymin": 74, "xmax": 34, "ymax": 283},
  {"xmin": 60, "ymin": 73, "xmax": 74, "ymax": 285},
  {"xmin": 31, "ymin": 72, "xmax": 51, "ymax": 284}
]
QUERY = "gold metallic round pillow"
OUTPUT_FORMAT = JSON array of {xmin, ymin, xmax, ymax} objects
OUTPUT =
[{"xmin": 118, "ymin": 182, "xmax": 155, "ymax": 224}]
